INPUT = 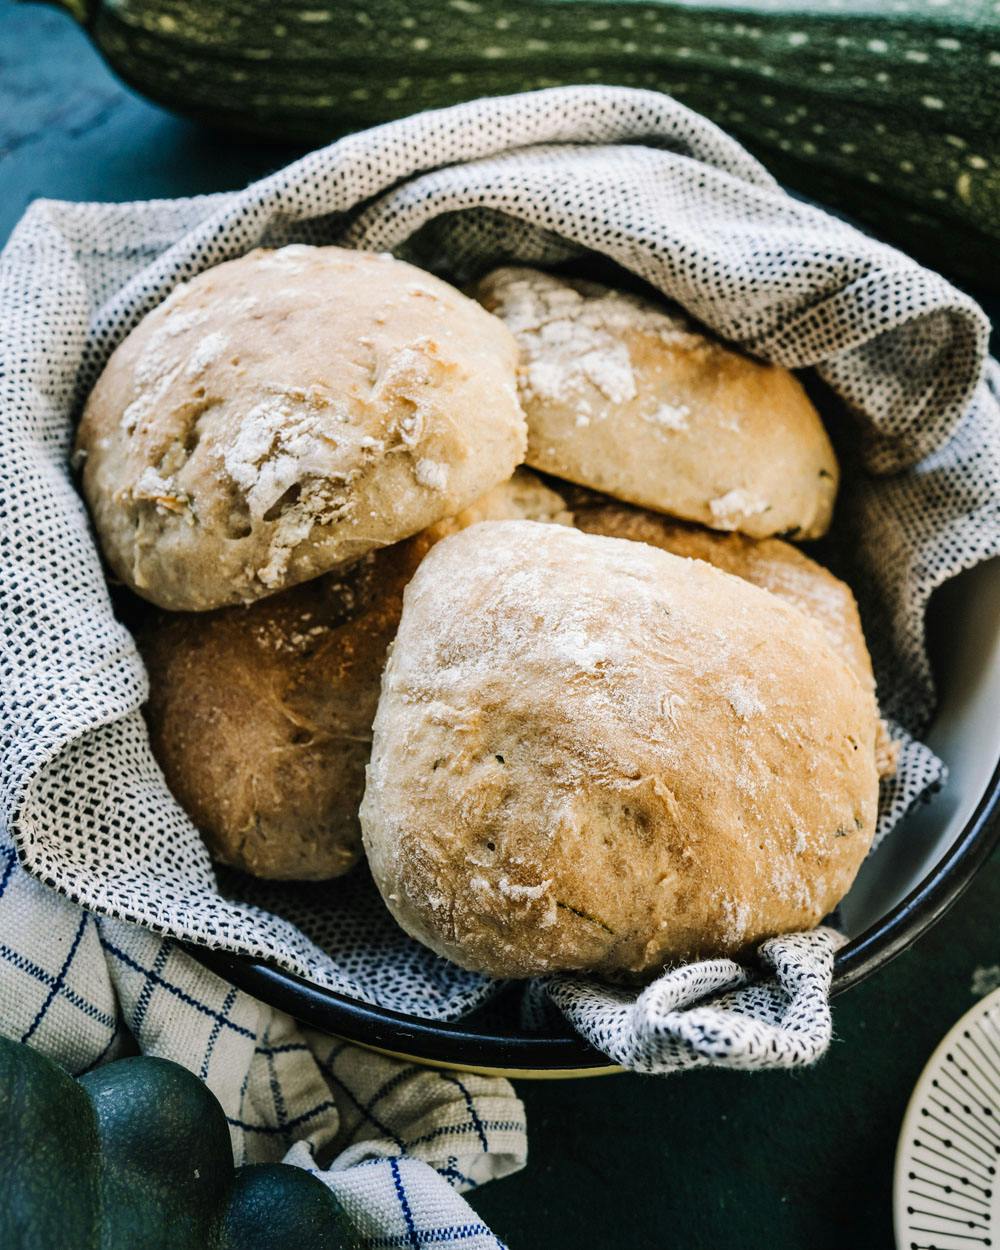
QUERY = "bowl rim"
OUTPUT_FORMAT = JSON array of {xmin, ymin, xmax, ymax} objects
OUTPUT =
[{"xmin": 188, "ymin": 756, "xmax": 1000, "ymax": 1075}]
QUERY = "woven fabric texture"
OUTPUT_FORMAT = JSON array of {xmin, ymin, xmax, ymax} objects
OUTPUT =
[
  {"xmin": 0, "ymin": 842, "xmax": 525, "ymax": 1248},
  {"xmin": 2, "ymin": 86, "xmax": 998, "ymax": 1073}
]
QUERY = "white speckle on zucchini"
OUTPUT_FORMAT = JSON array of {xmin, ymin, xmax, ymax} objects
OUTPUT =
[
  {"xmin": 82, "ymin": 0, "xmax": 999, "ymax": 288},
  {"xmin": 956, "ymin": 172, "xmax": 973, "ymax": 203}
]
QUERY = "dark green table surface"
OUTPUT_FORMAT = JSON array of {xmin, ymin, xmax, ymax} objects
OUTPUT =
[{"xmin": 3, "ymin": 6, "xmax": 998, "ymax": 1247}]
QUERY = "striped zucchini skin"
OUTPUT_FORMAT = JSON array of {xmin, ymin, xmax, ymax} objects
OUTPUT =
[{"xmin": 80, "ymin": 0, "xmax": 999, "ymax": 283}]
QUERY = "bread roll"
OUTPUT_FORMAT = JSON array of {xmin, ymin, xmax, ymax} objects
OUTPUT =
[
  {"xmin": 476, "ymin": 267, "xmax": 838, "ymax": 539},
  {"xmin": 572, "ymin": 499, "xmax": 897, "ymax": 777},
  {"xmin": 139, "ymin": 472, "xmax": 569, "ymax": 881},
  {"xmin": 361, "ymin": 521, "xmax": 879, "ymax": 978},
  {"xmin": 78, "ymin": 246, "xmax": 527, "ymax": 610}
]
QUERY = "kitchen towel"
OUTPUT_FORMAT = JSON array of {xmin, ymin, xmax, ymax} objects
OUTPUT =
[
  {"xmin": 0, "ymin": 844, "xmax": 526, "ymax": 1247},
  {"xmin": 2, "ymin": 86, "xmax": 998, "ymax": 1075}
]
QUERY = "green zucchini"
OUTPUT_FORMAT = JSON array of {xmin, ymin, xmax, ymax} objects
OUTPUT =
[
  {"xmin": 44, "ymin": 0, "xmax": 1000, "ymax": 285},
  {"xmin": 0, "ymin": 1038, "xmax": 354, "ymax": 1249}
]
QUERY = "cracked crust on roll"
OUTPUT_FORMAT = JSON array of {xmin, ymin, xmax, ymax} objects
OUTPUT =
[
  {"xmin": 476, "ymin": 266, "xmax": 838, "ymax": 540},
  {"xmin": 78, "ymin": 246, "xmax": 527, "ymax": 610}
]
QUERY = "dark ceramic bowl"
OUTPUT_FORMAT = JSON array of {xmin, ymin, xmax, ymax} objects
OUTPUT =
[{"xmin": 191, "ymin": 559, "xmax": 1000, "ymax": 1076}]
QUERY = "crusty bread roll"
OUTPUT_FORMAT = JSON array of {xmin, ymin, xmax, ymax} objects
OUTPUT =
[
  {"xmin": 572, "ymin": 499, "xmax": 897, "ymax": 778},
  {"xmin": 476, "ymin": 267, "xmax": 838, "ymax": 540},
  {"xmin": 78, "ymin": 246, "xmax": 527, "ymax": 610},
  {"xmin": 140, "ymin": 471, "xmax": 569, "ymax": 881},
  {"xmin": 361, "ymin": 521, "xmax": 879, "ymax": 978}
]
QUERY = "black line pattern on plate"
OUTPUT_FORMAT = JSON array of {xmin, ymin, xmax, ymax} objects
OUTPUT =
[{"xmin": 904, "ymin": 1002, "xmax": 999, "ymax": 1250}]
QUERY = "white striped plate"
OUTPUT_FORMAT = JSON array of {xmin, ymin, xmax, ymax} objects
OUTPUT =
[{"xmin": 895, "ymin": 987, "xmax": 1000, "ymax": 1250}]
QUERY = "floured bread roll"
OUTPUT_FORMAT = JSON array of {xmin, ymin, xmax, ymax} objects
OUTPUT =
[
  {"xmin": 573, "ymin": 499, "xmax": 898, "ymax": 778},
  {"xmin": 78, "ymin": 246, "xmax": 527, "ymax": 610},
  {"xmin": 476, "ymin": 267, "xmax": 838, "ymax": 539},
  {"xmin": 139, "ymin": 471, "xmax": 569, "ymax": 881},
  {"xmin": 361, "ymin": 521, "xmax": 879, "ymax": 978}
]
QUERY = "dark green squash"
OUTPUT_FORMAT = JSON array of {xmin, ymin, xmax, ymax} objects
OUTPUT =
[
  {"xmin": 0, "ymin": 1037, "xmax": 101, "ymax": 1250},
  {"xmin": 0, "ymin": 1038, "xmax": 354, "ymax": 1250},
  {"xmin": 79, "ymin": 1057, "xmax": 234, "ymax": 1250},
  {"xmin": 218, "ymin": 1164, "xmax": 352, "ymax": 1250},
  {"xmin": 38, "ymin": 0, "xmax": 1000, "ymax": 285}
]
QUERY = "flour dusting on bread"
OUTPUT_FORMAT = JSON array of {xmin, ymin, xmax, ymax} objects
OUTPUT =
[{"xmin": 361, "ymin": 521, "xmax": 879, "ymax": 979}]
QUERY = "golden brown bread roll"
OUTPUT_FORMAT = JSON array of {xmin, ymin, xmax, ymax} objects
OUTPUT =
[
  {"xmin": 572, "ymin": 499, "xmax": 897, "ymax": 778},
  {"xmin": 139, "ymin": 471, "xmax": 570, "ymax": 880},
  {"xmin": 360, "ymin": 521, "xmax": 880, "ymax": 979},
  {"xmin": 476, "ymin": 267, "xmax": 838, "ymax": 539},
  {"xmin": 78, "ymin": 246, "xmax": 527, "ymax": 610}
]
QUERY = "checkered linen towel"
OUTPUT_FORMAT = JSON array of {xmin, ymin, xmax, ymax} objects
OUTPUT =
[{"xmin": 0, "ymin": 842, "xmax": 526, "ymax": 1248}]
